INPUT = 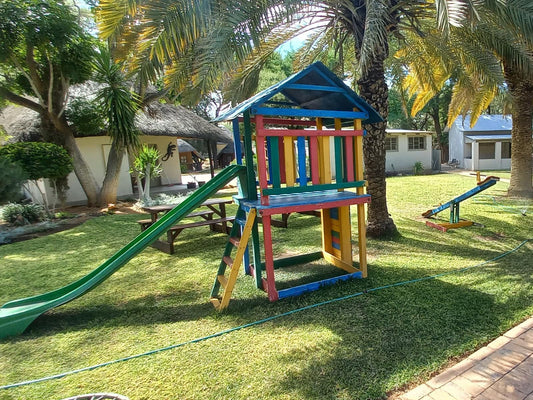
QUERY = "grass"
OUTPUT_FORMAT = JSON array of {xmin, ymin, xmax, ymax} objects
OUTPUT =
[{"xmin": 0, "ymin": 173, "xmax": 532, "ymax": 400}]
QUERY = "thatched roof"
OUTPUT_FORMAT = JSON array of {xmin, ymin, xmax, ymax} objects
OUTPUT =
[
  {"xmin": 137, "ymin": 103, "xmax": 232, "ymax": 143},
  {"xmin": 0, "ymin": 106, "xmax": 43, "ymax": 143},
  {"xmin": 0, "ymin": 83, "xmax": 233, "ymax": 144}
]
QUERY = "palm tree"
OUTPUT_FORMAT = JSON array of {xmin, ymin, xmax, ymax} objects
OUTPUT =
[
  {"xmin": 400, "ymin": 1, "xmax": 533, "ymax": 197},
  {"xmin": 97, "ymin": 0, "xmax": 499, "ymax": 236},
  {"xmin": 93, "ymin": 47, "xmax": 141, "ymax": 205}
]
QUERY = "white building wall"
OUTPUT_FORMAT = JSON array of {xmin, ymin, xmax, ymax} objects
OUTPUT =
[
  {"xmin": 31, "ymin": 135, "xmax": 184, "ymax": 206},
  {"xmin": 448, "ymin": 125, "xmax": 464, "ymax": 166},
  {"xmin": 138, "ymin": 136, "xmax": 182, "ymax": 185},
  {"xmin": 385, "ymin": 134, "xmax": 432, "ymax": 173}
]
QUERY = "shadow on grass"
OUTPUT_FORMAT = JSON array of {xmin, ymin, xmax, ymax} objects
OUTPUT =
[
  {"xmin": 21, "ymin": 293, "xmax": 216, "ymax": 339},
  {"xmin": 266, "ymin": 259, "xmax": 531, "ymax": 399}
]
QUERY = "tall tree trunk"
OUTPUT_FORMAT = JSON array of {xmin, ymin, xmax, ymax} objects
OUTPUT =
[
  {"xmin": 99, "ymin": 141, "xmax": 125, "ymax": 206},
  {"xmin": 357, "ymin": 50, "xmax": 398, "ymax": 237},
  {"xmin": 48, "ymin": 114, "xmax": 100, "ymax": 206},
  {"xmin": 504, "ymin": 64, "xmax": 533, "ymax": 198}
]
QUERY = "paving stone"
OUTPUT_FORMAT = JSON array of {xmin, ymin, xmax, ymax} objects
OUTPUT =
[
  {"xmin": 468, "ymin": 346, "xmax": 494, "ymax": 362},
  {"xmin": 479, "ymin": 352, "xmax": 522, "ymax": 375},
  {"xmin": 441, "ymin": 380, "xmax": 473, "ymax": 400},
  {"xmin": 514, "ymin": 355, "xmax": 533, "ymax": 373},
  {"xmin": 504, "ymin": 325, "xmax": 528, "ymax": 339},
  {"xmin": 488, "ymin": 336, "xmax": 512, "ymax": 350},
  {"xmin": 427, "ymin": 359, "xmax": 477, "ymax": 389},
  {"xmin": 504, "ymin": 342, "xmax": 533, "ymax": 356},
  {"xmin": 514, "ymin": 337, "xmax": 533, "ymax": 352},
  {"xmin": 490, "ymin": 368, "xmax": 533, "ymax": 399},
  {"xmin": 474, "ymin": 387, "xmax": 517, "ymax": 400},
  {"xmin": 428, "ymin": 388, "xmax": 457, "ymax": 400},
  {"xmin": 461, "ymin": 366, "xmax": 503, "ymax": 389},
  {"xmin": 517, "ymin": 318, "xmax": 533, "ymax": 331},
  {"xmin": 450, "ymin": 376, "xmax": 485, "ymax": 397},
  {"xmin": 401, "ymin": 384, "xmax": 433, "ymax": 400}
]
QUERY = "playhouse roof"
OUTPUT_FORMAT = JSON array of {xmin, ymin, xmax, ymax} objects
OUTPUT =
[{"xmin": 214, "ymin": 62, "xmax": 383, "ymax": 124}]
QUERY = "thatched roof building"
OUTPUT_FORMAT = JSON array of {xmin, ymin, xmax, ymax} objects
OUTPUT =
[{"xmin": 0, "ymin": 82, "xmax": 232, "ymax": 144}]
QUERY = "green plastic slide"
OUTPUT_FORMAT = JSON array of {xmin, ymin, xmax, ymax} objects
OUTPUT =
[{"xmin": 0, "ymin": 165, "xmax": 247, "ymax": 339}]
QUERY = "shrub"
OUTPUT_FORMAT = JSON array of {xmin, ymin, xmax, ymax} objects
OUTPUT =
[
  {"xmin": 413, "ymin": 161, "xmax": 424, "ymax": 175},
  {"xmin": 0, "ymin": 156, "xmax": 25, "ymax": 204},
  {"xmin": 2, "ymin": 203, "xmax": 47, "ymax": 225},
  {"xmin": 0, "ymin": 142, "xmax": 73, "ymax": 180}
]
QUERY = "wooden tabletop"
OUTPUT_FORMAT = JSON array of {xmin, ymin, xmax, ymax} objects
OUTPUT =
[{"xmin": 142, "ymin": 198, "xmax": 233, "ymax": 213}]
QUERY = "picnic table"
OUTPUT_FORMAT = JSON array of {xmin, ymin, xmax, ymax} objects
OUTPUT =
[{"xmin": 138, "ymin": 198, "xmax": 234, "ymax": 254}]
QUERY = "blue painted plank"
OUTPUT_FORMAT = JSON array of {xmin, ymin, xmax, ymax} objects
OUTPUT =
[
  {"xmin": 232, "ymin": 118, "xmax": 242, "ymax": 164},
  {"xmin": 284, "ymin": 84, "xmax": 345, "ymax": 92},
  {"xmin": 425, "ymin": 179, "xmax": 498, "ymax": 217},
  {"xmin": 277, "ymin": 271, "xmax": 363, "ymax": 299},
  {"xmin": 297, "ymin": 136, "xmax": 308, "ymax": 187}
]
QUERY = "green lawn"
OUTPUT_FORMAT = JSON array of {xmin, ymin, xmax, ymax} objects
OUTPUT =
[{"xmin": 1, "ymin": 173, "xmax": 532, "ymax": 400}]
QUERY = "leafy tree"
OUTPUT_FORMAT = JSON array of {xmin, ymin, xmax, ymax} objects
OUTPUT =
[
  {"xmin": 401, "ymin": 1, "xmax": 533, "ymax": 197},
  {"xmin": 0, "ymin": 142, "xmax": 73, "ymax": 211},
  {"xmin": 93, "ymin": 47, "xmax": 140, "ymax": 205},
  {"xmin": 98, "ymin": 0, "xmax": 488, "ymax": 237},
  {"xmin": 0, "ymin": 0, "xmax": 100, "ymax": 205},
  {"xmin": 130, "ymin": 144, "xmax": 162, "ymax": 204}
]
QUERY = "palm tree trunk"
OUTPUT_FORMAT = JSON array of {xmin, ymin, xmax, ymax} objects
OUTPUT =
[
  {"xmin": 357, "ymin": 51, "xmax": 398, "ymax": 237},
  {"xmin": 504, "ymin": 64, "xmax": 533, "ymax": 198},
  {"xmin": 99, "ymin": 141, "xmax": 125, "ymax": 206}
]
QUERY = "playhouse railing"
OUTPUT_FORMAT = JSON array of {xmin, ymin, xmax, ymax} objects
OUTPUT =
[{"xmin": 254, "ymin": 115, "xmax": 366, "ymax": 205}]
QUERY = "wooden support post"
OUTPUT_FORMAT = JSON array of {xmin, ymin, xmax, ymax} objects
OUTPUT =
[
  {"xmin": 261, "ymin": 215, "xmax": 279, "ymax": 301},
  {"xmin": 354, "ymin": 118, "xmax": 367, "ymax": 277},
  {"xmin": 243, "ymin": 111, "xmax": 257, "ymax": 201}
]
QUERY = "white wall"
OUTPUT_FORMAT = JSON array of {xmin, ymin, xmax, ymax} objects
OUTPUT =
[
  {"xmin": 466, "ymin": 141, "xmax": 512, "ymax": 171},
  {"xmin": 138, "ymin": 136, "xmax": 182, "ymax": 185},
  {"xmin": 448, "ymin": 125, "xmax": 464, "ymax": 165},
  {"xmin": 385, "ymin": 134, "xmax": 433, "ymax": 173},
  {"xmin": 33, "ymin": 135, "xmax": 184, "ymax": 206}
]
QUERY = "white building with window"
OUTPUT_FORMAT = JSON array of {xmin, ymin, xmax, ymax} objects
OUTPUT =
[
  {"xmin": 384, "ymin": 129, "xmax": 433, "ymax": 173},
  {"xmin": 448, "ymin": 115, "xmax": 512, "ymax": 171}
]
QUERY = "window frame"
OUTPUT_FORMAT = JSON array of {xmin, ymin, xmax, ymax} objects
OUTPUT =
[{"xmin": 408, "ymin": 136, "xmax": 426, "ymax": 151}]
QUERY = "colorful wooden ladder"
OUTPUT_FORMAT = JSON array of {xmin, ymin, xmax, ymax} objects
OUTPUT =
[{"xmin": 210, "ymin": 208, "xmax": 257, "ymax": 310}]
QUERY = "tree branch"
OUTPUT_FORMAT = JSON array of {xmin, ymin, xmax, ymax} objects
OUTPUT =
[
  {"xmin": 24, "ymin": 44, "xmax": 46, "ymax": 103},
  {"xmin": 0, "ymin": 87, "xmax": 43, "ymax": 113},
  {"xmin": 10, "ymin": 54, "xmax": 46, "ymax": 107}
]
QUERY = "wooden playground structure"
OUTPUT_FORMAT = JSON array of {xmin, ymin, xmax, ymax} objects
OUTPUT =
[{"xmin": 210, "ymin": 62, "xmax": 383, "ymax": 309}]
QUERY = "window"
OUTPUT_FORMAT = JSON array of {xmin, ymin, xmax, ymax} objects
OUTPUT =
[
  {"xmin": 479, "ymin": 142, "xmax": 495, "ymax": 159},
  {"xmin": 408, "ymin": 136, "xmax": 426, "ymax": 150},
  {"xmin": 385, "ymin": 136, "xmax": 398, "ymax": 151},
  {"xmin": 501, "ymin": 142, "xmax": 511, "ymax": 159}
]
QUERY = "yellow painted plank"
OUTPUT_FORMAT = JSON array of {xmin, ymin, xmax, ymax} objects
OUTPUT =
[
  {"xmin": 323, "ymin": 252, "xmax": 358, "ymax": 273},
  {"xmin": 284, "ymin": 136, "xmax": 295, "ymax": 186},
  {"xmin": 321, "ymin": 209, "xmax": 332, "ymax": 255},
  {"xmin": 356, "ymin": 203, "xmax": 367, "ymax": 278},
  {"xmin": 339, "ymin": 206, "xmax": 352, "ymax": 264}
]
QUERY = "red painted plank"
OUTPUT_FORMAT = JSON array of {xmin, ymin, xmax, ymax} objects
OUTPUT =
[
  {"xmin": 309, "ymin": 136, "xmax": 320, "ymax": 185},
  {"xmin": 344, "ymin": 136, "xmax": 354, "ymax": 182}
]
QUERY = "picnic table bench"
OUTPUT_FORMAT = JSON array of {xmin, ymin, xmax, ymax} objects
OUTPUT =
[{"xmin": 139, "ymin": 198, "xmax": 234, "ymax": 254}]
